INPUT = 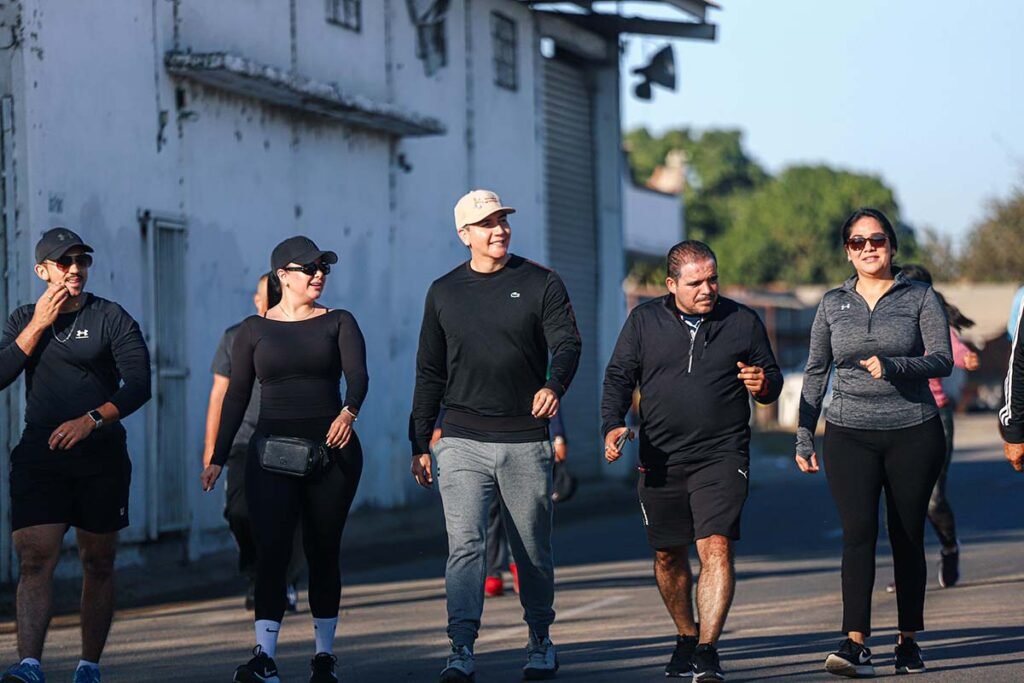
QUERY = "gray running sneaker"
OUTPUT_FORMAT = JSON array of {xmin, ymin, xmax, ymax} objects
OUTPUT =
[
  {"xmin": 440, "ymin": 641, "xmax": 475, "ymax": 682},
  {"xmin": 523, "ymin": 632, "xmax": 559, "ymax": 680}
]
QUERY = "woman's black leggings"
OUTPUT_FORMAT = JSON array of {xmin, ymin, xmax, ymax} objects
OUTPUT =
[
  {"xmin": 823, "ymin": 417, "xmax": 945, "ymax": 635},
  {"xmin": 247, "ymin": 417, "xmax": 363, "ymax": 622}
]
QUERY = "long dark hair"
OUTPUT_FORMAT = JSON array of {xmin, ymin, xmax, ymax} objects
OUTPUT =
[
  {"xmin": 266, "ymin": 270, "xmax": 282, "ymax": 309},
  {"xmin": 899, "ymin": 263, "xmax": 975, "ymax": 331}
]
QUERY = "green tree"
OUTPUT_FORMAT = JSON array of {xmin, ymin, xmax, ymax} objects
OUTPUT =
[
  {"xmin": 624, "ymin": 127, "xmax": 767, "ymax": 241},
  {"xmin": 959, "ymin": 184, "xmax": 1024, "ymax": 282},
  {"xmin": 714, "ymin": 165, "xmax": 902, "ymax": 286}
]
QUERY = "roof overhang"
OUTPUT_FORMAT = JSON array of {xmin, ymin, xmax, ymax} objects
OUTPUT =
[
  {"xmin": 165, "ymin": 52, "xmax": 446, "ymax": 138},
  {"xmin": 521, "ymin": 1, "xmax": 718, "ymax": 41}
]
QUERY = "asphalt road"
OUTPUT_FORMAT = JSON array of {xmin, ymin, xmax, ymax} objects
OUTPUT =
[{"xmin": 2, "ymin": 414, "xmax": 1022, "ymax": 681}]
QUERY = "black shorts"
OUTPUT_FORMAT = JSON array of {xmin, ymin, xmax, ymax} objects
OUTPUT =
[
  {"xmin": 10, "ymin": 428, "xmax": 132, "ymax": 533},
  {"xmin": 637, "ymin": 452, "xmax": 749, "ymax": 549}
]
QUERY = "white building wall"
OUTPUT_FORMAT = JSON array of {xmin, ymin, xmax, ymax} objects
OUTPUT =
[
  {"xmin": 5, "ymin": 0, "xmax": 590, "ymax": 559},
  {"xmin": 623, "ymin": 180, "xmax": 683, "ymax": 256}
]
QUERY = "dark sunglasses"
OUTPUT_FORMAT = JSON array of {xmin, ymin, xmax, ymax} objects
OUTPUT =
[
  {"xmin": 283, "ymin": 261, "xmax": 331, "ymax": 276},
  {"xmin": 51, "ymin": 254, "xmax": 93, "ymax": 270},
  {"xmin": 845, "ymin": 233, "xmax": 888, "ymax": 251}
]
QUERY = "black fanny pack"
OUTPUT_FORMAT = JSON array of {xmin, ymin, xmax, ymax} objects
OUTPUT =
[{"xmin": 256, "ymin": 435, "xmax": 328, "ymax": 477}]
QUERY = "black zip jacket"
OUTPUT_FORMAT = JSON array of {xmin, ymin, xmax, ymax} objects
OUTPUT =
[
  {"xmin": 1000, "ymin": 303, "xmax": 1024, "ymax": 443},
  {"xmin": 601, "ymin": 295, "xmax": 783, "ymax": 467}
]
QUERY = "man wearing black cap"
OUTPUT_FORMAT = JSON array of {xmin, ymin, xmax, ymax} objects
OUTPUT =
[{"xmin": 0, "ymin": 228, "xmax": 151, "ymax": 683}]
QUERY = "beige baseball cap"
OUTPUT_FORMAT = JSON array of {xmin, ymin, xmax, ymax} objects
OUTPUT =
[{"xmin": 453, "ymin": 189, "xmax": 516, "ymax": 229}]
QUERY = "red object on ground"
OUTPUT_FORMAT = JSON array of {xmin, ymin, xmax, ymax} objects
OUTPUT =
[
  {"xmin": 484, "ymin": 575, "xmax": 504, "ymax": 597},
  {"xmin": 509, "ymin": 562, "xmax": 520, "ymax": 594}
]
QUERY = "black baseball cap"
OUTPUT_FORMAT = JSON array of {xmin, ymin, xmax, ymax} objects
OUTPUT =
[
  {"xmin": 35, "ymin": 227, "xmax": 94, "ymax": 264},
  {"xmin": 270, "ymin": 235, "xmax": 338, "ymax": 271}
]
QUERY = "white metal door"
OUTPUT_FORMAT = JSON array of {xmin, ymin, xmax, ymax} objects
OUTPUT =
[{"xmin": 141, "ymin": 212, "xmax": 189, "ymax": 538}]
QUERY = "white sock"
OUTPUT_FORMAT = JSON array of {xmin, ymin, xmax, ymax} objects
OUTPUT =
[
  {"xmin": 255, "ymin": 619, "xmax": 282, "ymax": 659},
  {"xmin": 77, "ymin": 660, "xmax": 99, "ymax": 671},
  {"xmin": 313, "ymin": 617, "xmax": 338, "ymax": 655},
  {"xmin": 20, "ymin": 658, "xmax": 40, "ymax": 668}
]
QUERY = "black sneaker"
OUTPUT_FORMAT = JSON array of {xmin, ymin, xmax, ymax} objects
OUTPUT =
[
  {"xmin": 666, "ymin": 635, "xmax": 698, "ymax": 677},
  {"xmin": 310, "ymin": 652, "xmax": 338, "ymax": 682},
  {"xmin": 691, "ymin": 644, "xmax": 724, "ymax": 682},
  {"xmin": 824, "ymin": 638, "xmax": 873, "ymax": 678},
  {"xmin": 938, "ymin": 546, "xmax": 959, "ymax": 588},
  {"xmin": 894, "ymin": 638, "xmax": 925, "ymax": 674},
  {"xmin": 233, "ymin": 646, "xmax": 280, "ymax": 683}
]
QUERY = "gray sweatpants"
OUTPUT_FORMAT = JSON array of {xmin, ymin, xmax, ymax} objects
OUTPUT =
[{"xmin": 432, "ymin": 437, "xmax": 555, "ymax": 648}]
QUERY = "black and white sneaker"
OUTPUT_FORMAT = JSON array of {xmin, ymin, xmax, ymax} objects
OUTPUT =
[
  {"xmin": 691, "ymin": 644, "xmax": 724, "ymax": 682},
  {"xmin": 824, "ymin": 638, "xmax": 874, "ymax": 678},
  {"xmin": 233, "ymin": 646, "xmax": 280, "ymax": 683},
  {"xmin": 894, "ymin": 638, "xmax": 926, "ymax": 674},
  {"xmin": 938, "ymin": 546, "xmax": 959, "ymax": 588},
  {"xmin": 439, "ymin": 641, "xmax": 475, "ymax": 682},
  {"xmin": 310, "ymin": 652, "xmax": 338, "ymax": 682},
  {"xmin": 666, "ymin": 635, "xmax": 698, "ymax": 677}
]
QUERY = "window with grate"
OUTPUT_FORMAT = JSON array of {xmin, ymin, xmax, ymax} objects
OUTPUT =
[
  {"xmin": 492, "ymin": 12, "xmax": 517, "ymax": 91},
  {"xmin": 326, "ymin": 0, "xmax": 361, "ymax": 32}
]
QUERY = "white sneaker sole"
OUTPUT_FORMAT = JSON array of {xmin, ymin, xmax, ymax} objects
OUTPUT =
[{"xmin": 825, "ymin": 654, "xmax": 874, "ymax": 678}]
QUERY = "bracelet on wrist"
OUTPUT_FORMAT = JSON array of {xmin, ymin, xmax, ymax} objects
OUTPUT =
[{"xmin": 341, "ymin": 406, "xmax": 358, "ymax": 421}]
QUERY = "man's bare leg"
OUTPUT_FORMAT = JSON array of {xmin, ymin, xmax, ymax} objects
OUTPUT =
[
  {"xmin": 12, "ymin": 524, "xmax": 67, "ymax": 661},
  {"xmin": 654, "ymin": 546, "xmax": 698, "ymax": 637},
  {"xmin": 695, "ymin": 535, "xmax": 735, "ymax": 645},
  {"xmin": 76, "ymin": 529, "xmax": 119, "ymax": 663}
]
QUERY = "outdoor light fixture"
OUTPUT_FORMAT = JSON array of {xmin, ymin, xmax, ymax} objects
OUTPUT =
[{"xmin": 632, "ymin": 45, "xmax": 676, "ymax": 100}]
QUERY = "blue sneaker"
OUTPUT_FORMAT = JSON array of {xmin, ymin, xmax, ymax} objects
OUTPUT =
[
  {"xmin": 72, "ymin": 667, "xmax": 100, "ymax": 683},
  {"xmin": 2, "ymin": 662, "xmax": 45, "ymax": 683}
]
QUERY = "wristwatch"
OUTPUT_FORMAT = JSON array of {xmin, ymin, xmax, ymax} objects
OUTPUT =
[{"xmin": 87, "ymin": 410, "xmax": 104, "ymax": 428}]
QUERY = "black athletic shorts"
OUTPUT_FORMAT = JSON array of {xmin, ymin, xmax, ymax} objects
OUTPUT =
[
  {"xmin": 9, "ymin": 426, "xmax": 132, "ymax": 533},
  {"xmin": 637, "ymin": 452, "xmax": 749, "ymax": 549}
]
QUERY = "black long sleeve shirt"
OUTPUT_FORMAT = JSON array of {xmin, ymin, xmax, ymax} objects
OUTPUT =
[
  {"xmin": 0, "ymin": 294, "xmax": 151, "ymax": 435},
  {"xmin": 601, "ymin": 295, "xmax": 783, "ymax": 467},
  {"xmin": 211, "ymin": 309, "xmax": 368, "ymax": 466},
  {"xmin": 410, "ymin": 256, "xmax": 581, "ymax": 454},
  {"xmin": 1000, "ymin": 305, "xmax": 1024, "ymax": 443}
]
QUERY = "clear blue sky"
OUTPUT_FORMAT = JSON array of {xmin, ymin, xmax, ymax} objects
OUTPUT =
[{"xmin": 619, "ymin": 0, "xmax": 1024, "ymax": 243}]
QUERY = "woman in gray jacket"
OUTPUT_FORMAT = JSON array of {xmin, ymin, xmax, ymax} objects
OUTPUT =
[{"xmin": 795, "ymin": 208, "xmax": 952, "ymax": 678}]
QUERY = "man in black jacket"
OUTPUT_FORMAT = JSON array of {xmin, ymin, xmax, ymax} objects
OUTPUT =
[
  {"xmin": 602, "ymin": 240, "xmax": 782, "ymax": 682},
  {"xmin": 0, "ymin": 228, "xmax": 151, "ymax": 683}
]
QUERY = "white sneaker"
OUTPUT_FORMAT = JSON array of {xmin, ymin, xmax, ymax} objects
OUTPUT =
[
  {"xmin": 439, "ymin": 640, "xmax": 475, "ymax": 682},
  {"xmin": 523, "ymin": 632, "xmax": 559, "ymax": 680}
]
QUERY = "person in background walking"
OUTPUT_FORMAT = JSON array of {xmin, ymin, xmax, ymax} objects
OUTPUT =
[
  {"xmin": 795, "ymin": 209, "xmax": 952, "ymax": 678},
  {"xmin": 201, "ymin": 236, "xmax": 368, "ymax": 683},
  {"xmin": 202, "ymin": 273, "xmax": 306, "ymax": 612},
  {"xmin": 894, "ymin": 264, "xmax": 978, "ymax": 590}
]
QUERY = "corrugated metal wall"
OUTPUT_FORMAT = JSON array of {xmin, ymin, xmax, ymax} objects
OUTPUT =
[{"xmin": 543, "ymin": 57, "xmax": 600, "ymax": 471}]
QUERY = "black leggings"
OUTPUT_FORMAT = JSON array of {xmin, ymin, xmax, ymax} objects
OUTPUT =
[
  {"xmin": 247, "ymin": 417, "xmax": 363, "ymax": 622},
  {"xmin": 823, "ymin": 417, "xmax": 945, "ymax": 635}
]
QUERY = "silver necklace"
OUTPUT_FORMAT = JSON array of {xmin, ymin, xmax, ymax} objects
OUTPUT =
[
  {"xmin": 52, "ymin": 307, "xmax": 83, "ymax": 344},
  {"xmin": 279, "ymin": 305, "xmax": 317, "ymax": 321}
]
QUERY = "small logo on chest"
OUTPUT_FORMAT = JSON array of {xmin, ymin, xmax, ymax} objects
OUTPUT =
[
  {"xmin": 510, "ymin": 292, "xmax": 521, "ymax": 299},
  {"xmin": 840, "ymin": 303, "xmax": 851, "ymax": 310},
  {"xmin": 75, "ymin": 329, "xmax": 89, "ymax": 340}
]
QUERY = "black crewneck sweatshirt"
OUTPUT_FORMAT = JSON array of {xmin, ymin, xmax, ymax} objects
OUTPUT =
[{"xmin": 409, "ymin": 255, "xmax": 581, "ymax": 454}]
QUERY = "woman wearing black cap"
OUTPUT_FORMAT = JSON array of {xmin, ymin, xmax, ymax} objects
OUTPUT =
[{"xmin": 201, "ymin": 235, "xmax": 368, "ymax": 683}]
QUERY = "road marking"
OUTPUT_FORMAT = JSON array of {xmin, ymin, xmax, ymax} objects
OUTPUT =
[{"xmin": 476, "ymin": 595, "xmax": 628, "ymax": 644}]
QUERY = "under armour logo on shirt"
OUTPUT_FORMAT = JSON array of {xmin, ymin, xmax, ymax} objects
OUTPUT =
[
  {"xmin": 76, "ymin": 329, "xmax": 89, "ymax": 339},
  {"xmin": 840, "ymin": 303, "xmax": 851, "ymax": 310}
]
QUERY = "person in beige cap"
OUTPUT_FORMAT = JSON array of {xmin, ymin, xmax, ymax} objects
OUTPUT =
[{"xmin": 410, "ymin": 190, "xmax": 581, "ymax": 682}]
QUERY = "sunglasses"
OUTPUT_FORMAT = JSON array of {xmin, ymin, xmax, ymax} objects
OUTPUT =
[
  {"xmin": 51, "ymin": 254, "xmax": 93, "ymax": 270},
  {"xmin": 283, "ymin": 261, "xmax": 331, "ymax": 276},
  {"xmin": 845, "ymin": 233, "xmax": 888, "ymax": 251}
]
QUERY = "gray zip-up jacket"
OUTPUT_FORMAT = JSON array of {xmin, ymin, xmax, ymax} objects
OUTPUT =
[{"xmin": 796, "ymin": 272, "xmax": 952, "ymax": 457}]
